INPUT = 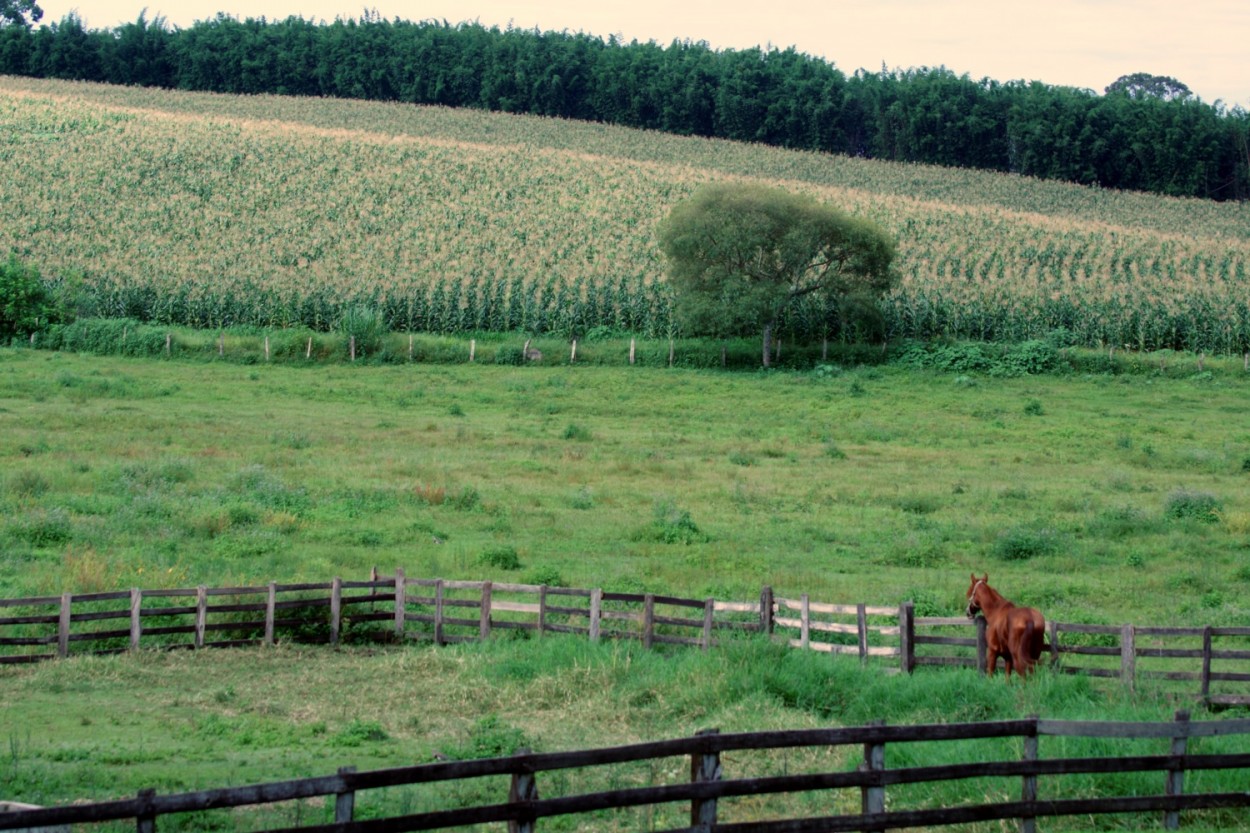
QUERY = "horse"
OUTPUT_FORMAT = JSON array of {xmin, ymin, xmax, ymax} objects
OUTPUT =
[{"xmin": 965, "ymin": 573, "xmax": 1045, "ymax": 678}]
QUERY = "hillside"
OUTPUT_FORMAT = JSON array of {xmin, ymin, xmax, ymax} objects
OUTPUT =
[{"xmin": 2, "ymin": 76, "xmax": 1249, "ymax": 350}]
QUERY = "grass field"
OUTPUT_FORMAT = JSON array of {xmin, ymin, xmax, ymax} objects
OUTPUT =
[
  {"xmin": 3, "ymin": 76, "xmax": 1250, "ymax": 349},
  {"xmin": 3, "ymin": 347, "xmax": 1250, "ymax": 828},
  {"xmin": 3, "ymin": 349, "xmax": 1248, "ymax": 627}
]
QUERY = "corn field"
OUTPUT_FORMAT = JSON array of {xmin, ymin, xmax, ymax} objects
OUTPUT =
[{"xmin": 3, "ymin": 76, "xmax": 1249, "ymax": 351}]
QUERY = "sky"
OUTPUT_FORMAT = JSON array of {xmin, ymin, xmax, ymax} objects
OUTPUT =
[{"xmin": 37, "ymin": 1, "xmax": 1250, "ymax": 107}]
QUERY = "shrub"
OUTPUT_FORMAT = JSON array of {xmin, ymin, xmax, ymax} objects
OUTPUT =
[
  {"xmin": 1165, "ymin": 488, "xmax": 1222, "ymax": 522},
  {"xmin": 523, "ymin": 565, "xmax": 565, "ymax": 587},
  {"xmin": 0, "ymin": 256, "xmax": 63, "ymax": 339},
  {"xmin": 991, "ymin": 525, "xmax": 1062, "ymax": 560},
  {"xmin": 329, "ymin": 719, "xmax": 389, "ymax": 747},
  {"xmin": 449, "ymin": 486, "xmax": 481, "ymax": 511},
  {"xmin": 477, "ymin": 545, "xmax": 522, "ymax": 570},
  {"xmin": 634, "ymin": 501, "xmax": 709, "ymax": 545}
]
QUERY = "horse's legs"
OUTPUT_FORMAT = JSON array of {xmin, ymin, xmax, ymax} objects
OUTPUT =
[{"xmin": 986, "ymin": 649, "xmax": 998, "ymax": 676}]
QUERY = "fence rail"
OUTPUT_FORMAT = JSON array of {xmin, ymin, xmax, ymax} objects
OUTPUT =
[
  {"xmin": 1, "ymin": 713, "xmax": 1247, "ymax": 832},
  {"xmin": 1, "ymin": 570, "xmax": 1247, "ymax": 705}
]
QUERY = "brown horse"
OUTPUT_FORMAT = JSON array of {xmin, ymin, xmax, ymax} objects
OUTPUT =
[{"xmin": 965, "ymin": 573, "xmax": 1045, "ymax": 678}]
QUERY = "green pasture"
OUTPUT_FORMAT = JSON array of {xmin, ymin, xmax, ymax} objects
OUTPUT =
[
  {"xmin": 2, "ymin": 348, "xmax": 1248, "ymax": 623},
  {"xmin": 2, "ymin": 348, "xmax": 1250, "ymax": 828}
]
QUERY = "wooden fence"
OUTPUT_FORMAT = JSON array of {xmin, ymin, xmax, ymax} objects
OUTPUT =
[
  {"xmin": 1, "ymin": 570, "xmax": 1247, "ymax": 705},
  {"xmin": 1, "ymin": 712, "xmax": 1248, "ymax": 832}
]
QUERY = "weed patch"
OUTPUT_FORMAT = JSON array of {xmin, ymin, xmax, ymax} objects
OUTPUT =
[{"xmin": 1165, "ymin": 488, "xmax": 1222, "ymax": 522}]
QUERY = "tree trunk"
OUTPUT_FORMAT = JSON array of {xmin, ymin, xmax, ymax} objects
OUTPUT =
[{"xmin": 761, "ymin": 323, "xmax": 773, "ymax": 368}]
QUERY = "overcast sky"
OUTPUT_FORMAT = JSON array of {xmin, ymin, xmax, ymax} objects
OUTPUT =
[{"xmin": 39, "ymin": 1, "xmax": 1250, "ymax": 107}]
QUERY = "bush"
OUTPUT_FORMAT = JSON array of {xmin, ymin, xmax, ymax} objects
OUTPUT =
[
  {"xmin": 633, "ymin": 501, "xmax": 709, "ymax": 545},
  {"xmin": 477, "ymin": 545, "xmax": 522, "ymax": 570},
  {"xmin": 0, "ymin": 257, "xmax": 63, "ymax": 339},
  {"xmin": 1165, "ymin": 488, "xmax": 1222, "ymax": 522},
  {"xmin": 991, "ymin": 525, "xmax": 1062, "ymax": 560}
]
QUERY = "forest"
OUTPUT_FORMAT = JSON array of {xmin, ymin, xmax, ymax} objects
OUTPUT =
[{"xmin": 2, "ymin": 10, "xmax": 1248, "ymax": 201}]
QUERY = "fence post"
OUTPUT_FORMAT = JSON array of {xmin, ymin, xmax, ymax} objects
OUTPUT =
[
  {"xmin": 1200, "ymin": 626, "xmax": 1213, "ymax": 702},
  {"xmin": 480, "ymin": 581, "xmax": 493, "ymax": 641},
  {"xmin": 195, "ymin": 586, "xmax": 207, "ymax": 649},
  {"xmin": 1165, "ymin": 709, "xmax": 1190, "ymax": 831},
  {"xmin": 434, "ymin": 579, "xmax": 445, "ymax": 646},
  {"xmin": 265, "ymin": 582, "xmax": 276, "ymax": 647},
  {"xmin": 899, "ymin": 602, "xmax": 914, "ymax": 674},
  {"xmin": 857, "ymin": 603, "xmax": 868, "ymax": 664},
  {"xmin": 589, "ymin": 587, "xmax": 602, "ymax": 642},
  {"xmin": 1048, "ymin": 620, "xmax": 1059, "ymax": 667},
  {"xmin": 537, "ymin": 585, "xmax": 548, "ymax": 638},
  {"xmin": 1021, "ymin": 716, "xmax": 1039, "ymax": 833},
  {"xmin": 800, "ymin": 594, "xmax": 810, "ymax": 649},
  {"xmin": 976, "ymin": 616, "xmax": 988, "ymax": 675},
  {"xmin": 330, "ymin": 577, "xmax": 342, "ymax": 646},
  {"xmin": 335, "ymin": 766, "xmax": 357, "ymax": 824},
  {"xmin": 129, "ymin": 588, "xmax": 142, "ymax": 652},
  {"xmin": 860, "ymin": 720, "xmax": 886, "ymax": 833},
  {"xmin": 702, "ymin": 599, "xmax": 714, "ymax": 651},
  {"xmin": 508, "ymin": 749, "xmax": 538, "ymax": 833},
  {"xmin": 643, "ymin": 593, "xmax": 655, "ymax": 649},
  {"xmin": 136, "ymin": 787, "xmax": 157, "ymax": 833},
  {"xmin": 760, "ymin": 586, "xmax": 774, "ymax": 636},
  {"xmin": 690, "ymin": 728, "xmax": 722, "ymax": 831},
  {"xmin": 394, "ymin": 567, "xmax": 406, "ymax": 640},
  {"xmin": 58, "ymin": 591, "xmax": 72, "ymax": 659},
  {"xmin": 1120, "ymin": 623, "xmax": 1136, "ymax": 690}
]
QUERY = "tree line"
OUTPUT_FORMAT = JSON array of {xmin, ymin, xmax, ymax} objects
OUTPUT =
[{"xmin": 1, "ymin": 11, "xmax": 1248, "ymax": 200}]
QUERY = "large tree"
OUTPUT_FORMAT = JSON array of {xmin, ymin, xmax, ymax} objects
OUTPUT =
[
  {"xmin": 1105, "ymin": 72, "xmax": 1191, "ymax": 102},
  {"xmin": 657, "ymin": 182, "xmax": 895, "ymax": 366},
  {"xmin": 1, "ymin": 0, "xmax": 41, "ymax": 26}
]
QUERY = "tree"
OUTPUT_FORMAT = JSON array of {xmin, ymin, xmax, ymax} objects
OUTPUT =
[
  {"xmin": 1105, "ymin": 72, "xmax": 1191, "ymax": 101},
  {"xmin": 0, "ymin": 257, "xmax": 56, "ymax": 339},
  {"xmin": 657, "ymin": 182, "xmax": 895, "ymax": 366},
  {"xmin": 1, "ymin": 0, "xmax": 41, "ymax": 27}
]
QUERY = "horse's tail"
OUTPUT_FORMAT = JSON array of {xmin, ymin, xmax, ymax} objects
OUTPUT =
[{"xmin": 1027, "ymin": 616, "xmax": 1044, "ymax": 661}]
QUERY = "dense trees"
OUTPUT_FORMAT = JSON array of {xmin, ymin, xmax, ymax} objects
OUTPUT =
[
  {"xmin": 1, "ymin": 13, "xmax": 1246, "ymax": 200},
  {"xmin": 658, "ymin": 184, "xmax": 895, "ymax": 366}
]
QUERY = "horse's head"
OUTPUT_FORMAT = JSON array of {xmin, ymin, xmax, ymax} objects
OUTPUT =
[{"xmin": 965, "ymin": 572, "xmax": 989, "ymax": 619}]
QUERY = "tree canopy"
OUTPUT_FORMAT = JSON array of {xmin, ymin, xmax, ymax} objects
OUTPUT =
[
  {"xmin": 0, "ymin": 16, "xmax": 1245, "ymax": 199},
  {"xmin": 658, "ymin": 183, "xmax": 895, "ymax": 366},
  {"xmin": 1106, "ymin": 72, "xmax": 1192, "ymax": 102},
  {"xmin": 0, "ymin": 0, "xmax": 41, "ymax": 27}
]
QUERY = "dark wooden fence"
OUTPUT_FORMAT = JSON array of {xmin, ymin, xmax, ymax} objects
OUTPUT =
[
  {"xmin": 1, "ymin": 570, "xmax": 1247, "ymax": 705},
  {"xmin": 1, "ymin": 712, "xmax": 1248, "ymax": 833}
]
